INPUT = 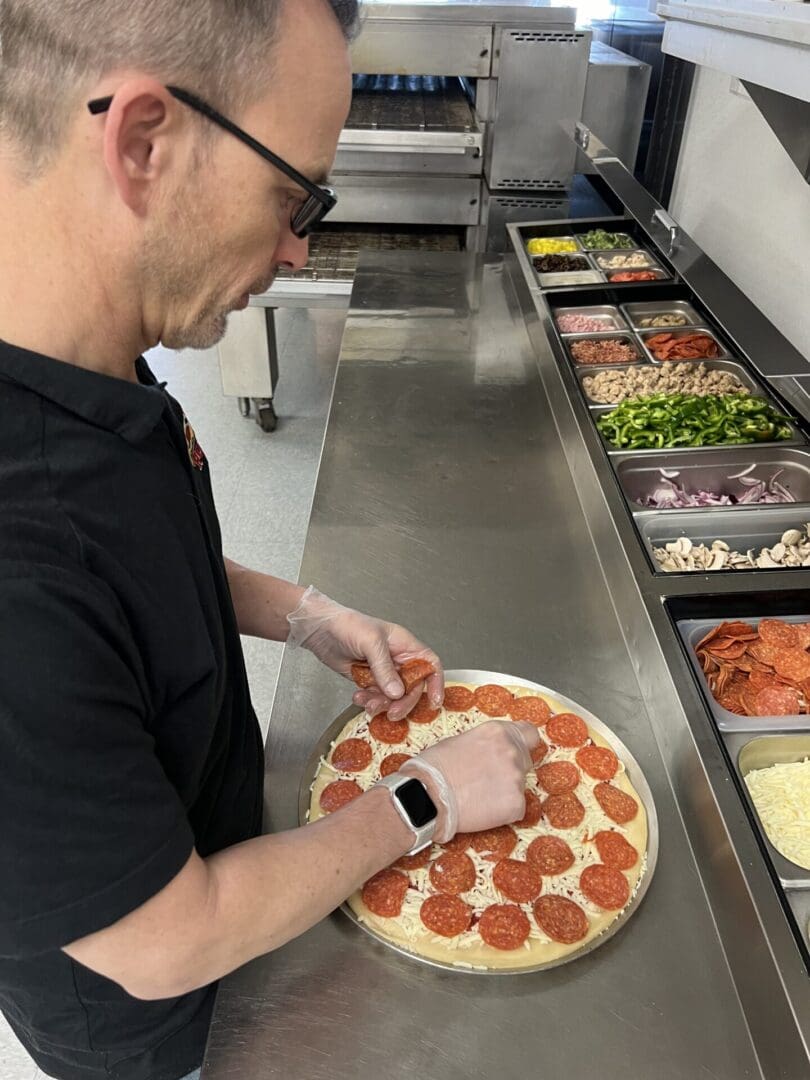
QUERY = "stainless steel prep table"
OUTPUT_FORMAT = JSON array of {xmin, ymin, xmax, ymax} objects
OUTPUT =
[{"xmin": 202, "ymin": 251, "xmax": 762, "ymax": 1080}]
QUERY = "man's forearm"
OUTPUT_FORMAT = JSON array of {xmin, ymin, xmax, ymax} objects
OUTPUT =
[{"xmin": 224, "ymin": 558, "xmax": 305, "ymax": 640}]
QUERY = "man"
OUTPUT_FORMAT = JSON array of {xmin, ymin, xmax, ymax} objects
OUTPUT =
[{"xmin": 0, "ymin": 2, "xmax": 539, "ymax": 1078}]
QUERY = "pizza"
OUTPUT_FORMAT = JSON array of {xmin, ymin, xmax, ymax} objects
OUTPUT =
[{"xmin": 308, "ymin": 678, "xmax": 649, "ymax": 971}]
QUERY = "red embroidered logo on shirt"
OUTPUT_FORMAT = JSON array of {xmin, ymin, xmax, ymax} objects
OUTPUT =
[{"xmin": 183, "ymin": 415, "xmax": 206, "ymax": 471}]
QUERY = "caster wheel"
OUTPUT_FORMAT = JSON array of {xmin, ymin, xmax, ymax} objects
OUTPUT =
[
  {"xmin": 256, "ymin": 403, "xmax": 278, "ymax": 433},
  {"xmin": 238, "ymin": 397, "xmax": 251, "ymax": 418}
]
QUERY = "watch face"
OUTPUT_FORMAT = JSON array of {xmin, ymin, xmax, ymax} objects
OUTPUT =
[{"xmin": 395, "ymin": 778, "xmax": 437, "ymax": 828}]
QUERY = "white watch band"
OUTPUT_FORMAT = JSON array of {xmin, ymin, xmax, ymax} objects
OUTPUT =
[{"xmin": 375, "ymin": 773, "xmax": 437, "ymax": 856}]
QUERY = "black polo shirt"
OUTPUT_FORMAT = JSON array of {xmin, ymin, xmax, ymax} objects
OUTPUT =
[{"xmin": 0, "ymin": 341, "xmax": 264, "ymax": 1080}]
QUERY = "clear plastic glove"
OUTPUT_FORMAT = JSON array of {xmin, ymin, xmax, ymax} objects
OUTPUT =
[
  {"xmin": 287, "ymin": 587, "xmax": 444, "ymax": 722},
  {"xmin": 400, "ymin": 720, "xmax": 539, "ymax": 843}
]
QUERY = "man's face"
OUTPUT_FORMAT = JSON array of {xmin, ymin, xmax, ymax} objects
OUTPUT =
[{"xmin": 142, "ymin": 2, "xmax": 352, "ymax": 351}]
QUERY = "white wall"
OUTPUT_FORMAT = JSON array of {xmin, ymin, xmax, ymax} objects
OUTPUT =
[{"xmin": 670, "ymin": 65, "xmax": 810, "ymax": 362}]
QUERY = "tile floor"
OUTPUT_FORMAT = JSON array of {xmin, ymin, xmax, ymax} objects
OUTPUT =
[{"xmin": 0, "ymin": 307, "xmax": 346, "ymax": 1079}]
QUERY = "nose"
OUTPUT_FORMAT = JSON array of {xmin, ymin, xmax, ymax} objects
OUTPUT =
[{"xmin": 274, "ymin": 229, "xmax": 310, "ymax": 274}]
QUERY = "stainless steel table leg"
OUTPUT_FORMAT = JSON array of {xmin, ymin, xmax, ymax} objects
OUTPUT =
[{"xmin": 217, "ymin": 305, "xmax": 281, "ymax": 433}]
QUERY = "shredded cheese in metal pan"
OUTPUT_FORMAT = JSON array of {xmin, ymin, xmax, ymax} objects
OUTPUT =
[{"xmin": 745, "ymin": 758, "xmax": 810, "ymax": 870}]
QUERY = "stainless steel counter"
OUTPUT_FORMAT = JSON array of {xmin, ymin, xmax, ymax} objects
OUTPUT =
[{"xmin": 202, "ymin": 251, "xmax": 764, "ymax": 1079}]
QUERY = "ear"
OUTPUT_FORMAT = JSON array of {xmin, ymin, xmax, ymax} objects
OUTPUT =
[{"xmin": 97, "ymin": 79, "xmax": 183, "ymax": 215}]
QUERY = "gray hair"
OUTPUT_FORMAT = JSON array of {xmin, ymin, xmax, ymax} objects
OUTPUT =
[{"xmin": 0, "ymin": 0, "xmax": 359, "ymax": 170}]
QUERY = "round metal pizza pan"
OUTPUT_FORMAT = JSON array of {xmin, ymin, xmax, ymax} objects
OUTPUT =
[{"xmin": 298, "ymin": 668, "xmax": 659, "ymax": 975}]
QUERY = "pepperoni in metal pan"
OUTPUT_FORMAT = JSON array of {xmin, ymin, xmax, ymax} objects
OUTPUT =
[
  {"xmin": 530, "ymin": 738, "xmax": 549, "ymax": 766},
  {"xmin": 379, "ymin": 752, "xmax": 411, "ymax": 777},
  {"xmin": 594, "ymin": 830, "xmax": 638, "ymax": 870},
  {"xmin": 330, "ymin": 737, "xmax": 373, "ymax": 773},
  {"xmin": 508, "ymin": 695, "xmax": 552, "ymax": 726},
  {"xmin": 470, "ymin": 825, "xmax": 518, "ymax": 861},
  {"xmin": 350, "ymin": 662, "xmax": 376, "ymax": 689},
  {"xmin": 535, "ymin": 761, "xmax": 580, "ymax": 794},
  {"xmin": 478, "ymin": 904, "xmax": 531, "ymax": 950},
  {"xmin": 443, "ymin": 685, "xmax": 475, "ymax": 711},
  {"xmin": 541, "ymin": 791, "xmax": 585, "ymax": 830},
  {"xmin": 575, "ymin": 744, "xmax": 619, "ymax": 781},
  {"xmin": 429, "ymin": 851, "xmax": 477, "ymax": 895},
  {"xmin": 408, "ymin": 693, "xmax": 440, "ymax": 724},
  {"xmin": 758, "ymin": 619, "xmax": 800, "ymax": 650},
  {"xmin": 533, "ymin": 895, "xmax": 589, "ymax": 944},
  {"xmin": 526, "ymin": 834, "xmax": 575, "ymax": 875},
  {"xmin": 546, "ymin": 712, "xmax": 589, "ymax": 748},
  {"xmin": 492, "ymin": 859, "xmax": 543, "ymax": 903},
  {"xmin": 361, "ymin": 868, "xmax": 409, "ymax": 917},
  {"xmin": 420, "ymin": 894, "xmax": 472, "ymax": 937},
  {"xmin": 400, "ymin": 658, "xmax": 436, "ymax": 692},
  {"xmin": 594, "ymin": 783, "xmax": 638, "ymax": 825},
  {"xmin": 369, "ymin": 713, "xmax": 410, "ymax": 745},
  {"xmin": 772, "ymin": 649, "xmax": 810, "ymax": 684},
  {"xmin": 580, "ymin": 864, "xmax": 630, "ymax": 910},
  {"xmin": 442, "ymin": 832, "xmax": 473, "ymax": 853},
  {"xmin": 514, "ymin": 789, "xmax": 542, "ymax": 829},
  {"xmin": 753, "ymin": 686, "xmax": 801, "ymax": 716},
  {"xmin": 473, "ymin": 684, "xmax": 514, "ymax": 717},
  {"xmin": 319, "ymin": 779, "xmax": 363, "ymax": 813},
  {"xmin": 394, "ymin": 847, "xmax": 432, "ymax": 872}
]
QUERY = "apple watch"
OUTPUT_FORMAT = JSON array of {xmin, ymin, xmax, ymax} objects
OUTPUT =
[{"xmin": 375, "ymin": 773, "xmax": 438, "ymax": 855}]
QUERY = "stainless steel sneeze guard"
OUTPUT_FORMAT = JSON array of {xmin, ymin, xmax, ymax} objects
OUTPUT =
[
  {"xmin": 202, "ymin": 252, "xmax": 776, "ymax": 1080},
  {"xmin": 298, "ymin": 670, "xmax": 659, "ymax": 977}
]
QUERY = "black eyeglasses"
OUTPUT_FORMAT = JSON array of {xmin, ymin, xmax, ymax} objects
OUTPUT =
[{"xmin": 87, "ymin": 85, "xmax": 337, "ymax": 238}]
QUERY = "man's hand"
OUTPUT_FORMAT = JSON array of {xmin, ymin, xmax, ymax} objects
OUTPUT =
[{"xmin": 287, "ymin": 587, "xmax": 444, "ymax": 721}]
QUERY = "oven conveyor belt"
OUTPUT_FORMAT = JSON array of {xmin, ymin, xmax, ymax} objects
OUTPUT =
[
  {"xmin": 275, "ymin": 229, "xmax": 462, "ymax": 283},
  {"xmin": 347, "ymin": 75, "xmax": 475, "ymax": 133}
]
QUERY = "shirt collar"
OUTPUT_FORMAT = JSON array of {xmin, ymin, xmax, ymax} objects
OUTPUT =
[{"xmin": 0, "ymin": 340, "xmax": 167, "ymax": 443}]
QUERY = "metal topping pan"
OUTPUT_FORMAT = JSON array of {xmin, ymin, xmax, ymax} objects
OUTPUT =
[
  {"xmin": 299, "ymin": 669, "xmax": 659, "ymax": 975},
  {"xmin": 577, "ymin": 359, "xmax": 765, "ymax": 409},
  {"xmin": 637, "ymin": 327, "xmax": 731, "ymax": 364},
  {"xmin": 621, "ymin": 300, "xmax": 704, "ymax": 329},
  {"xmin": 554, "ymin": 305, "xmax": 628, "ymax": 334}
]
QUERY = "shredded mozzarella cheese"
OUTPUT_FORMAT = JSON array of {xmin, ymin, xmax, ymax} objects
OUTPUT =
[{"xmin": 745, "ymin": 759, "xmax": 810, "ymax": 870}]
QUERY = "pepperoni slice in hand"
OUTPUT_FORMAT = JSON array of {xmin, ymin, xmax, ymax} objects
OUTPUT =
[
  {"xmin": 527, "ymin": 834, "xmax": 575, "ymax": 875},
  {"xmin": 492, "ymin": 859, "xmax": 543, "ymax": 903},
  {"xmin": 351, "ymin": 662, "xmax": 376, "ymax": 689},
  {"xmin": 429, "ymin": 851, "xmax": 476, "ymax": 895},
  {"xmin": 509, "ymin": 696, "xmax": 552, "ymax": 726},
  {"xmin": 580, "ymin": 864, "xmax": 630, "ymax": 910},
  {"xmin": 443, "ymin": 685, "xmax": 475, "ymax": 711},
  {"xmin": 541, "ymin": 791, "xmax": 585, "ymax": 830},
  {"xmin": 594, "ymin": 831, "xmax": 638, "ymax": 870},
  {"xmin": 320, "ymin": 779, "xmax": 363, "ymax": 813},
  {"xmin": 515, "ymin": 790, "xmax": 542, "ymax": 829},
  {"xmin": 473, "ymin": 684, "xmax": 514, "ymax": 717},
  {"xmin": 442, "ymin": 832, "xmax": 473, "ymax": 853},
  {"xmin": 408, "ymin": 693, "xmax": 440, "ymax": 724},
  {"xmin": 533, "ymin": 895, "xmax": 589, "ymax": 944},
  {"xmin": 420, "ymin": 894, "xmax": 472, "ymax": 938},
  {"xmin": 470, "ymin": 825, "xmax": 518, "ymax": 861},
  {"xmin": 530, "ymin": 738, "xmax": 549, "ymax": 766},
  {"xmin": 400, "ymin": 658, "xmax": 436, "ymax": 692},
  {"xmin": 379, "ymin": 752, "xmax": 411, "ymax": 777},
  {"xmin": 331, "ymin": 738, "xmax": 373, "ymax": 773},
  {"xmin": 535, "ymin": 761, "xmax": 580, "ymax": 794},
  {"xmin": 594, "ymin": 783, "xmax": 638, "ymax": 825},
  {"xmin": 369, "ymin": 713, "xmax": 410, "ymax": 745},
  {"xmin": 478, "ymin": 904, "xmax": 531, "ymax": 950},
  {"xmin": 546, "ymin": 713, "xmax": 589, "ymax": 748},
  {"xmin": 576, "ymin": 744, "xmax": 619, "ymax": 781},
  {"xmin": 395, "ymin": 848, "xmax": 432, "ymax": 872},
  {"xmin": 361, "ymin": 868, "xmax": 409, "ymax": 917}
]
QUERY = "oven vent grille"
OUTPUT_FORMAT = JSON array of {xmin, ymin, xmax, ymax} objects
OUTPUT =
[
  {"xmin": 497, "ymin": 180, "xmax": 568, "ymax": 192},
  {"xmin": 495, "ymin": 197, "xmax": 566, "ymax": 209},
  {"xmin": 506, "ymin": 31, "xmax": 584, "ymax": 44}
]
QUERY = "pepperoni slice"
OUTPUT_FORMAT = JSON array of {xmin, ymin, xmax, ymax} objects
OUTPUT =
[
  {"xmin": 320, "ymin": 779, "xmax": 363, "ymax": 813},
  {"xmin": 533, "ymin": 895, "xmax": 589, "ymax": 944},
  {"xmin": 576, "ymin": 744, "xmax": 619, "ymax": 781},
  {"xmin": 527, "ymin": 834, "xmax": 575, "ymax": 875},
  {"xmin": 442, "ymin": 832, "xmax": 473, "ymax": 853},
  {"xmin": 541, "ymin": 791, "xmax": 585, "ymax": 830},
  {"xmin": 400, "ymin": 658, "xmax": 436, "ymax": 692},
  {"xmin": 758, "ymin": 619, "xmax": 799, "ymax": 650},
  {"xmin": 470, "ymin": 825, "xmax": 518, "ymax": 861},
  {"xmin": 443, "ymin": 685, "xmax": 475, "ymax": 711},
  {"xmin": 408, "ymin": 693, "xmax": 440, "ymax": 724},
  {"xmin": 473, "ymin": 684, "xmax": 514, "ymax": 717},
  {"xmin": 753, "ymin": 686, "xmax": 801, "ymax": 716},
  {"xmin": 420, "ymin": 894, "xmax": 472, "ymax": 938},
  {"xmin": 594, "ymin": 783, "xmax": 638, "ymax": 825},
  {"xmin": 478, "ymin": 904, "xmax": 531, "ymax": 950},
  {"xmin": 379, "ymin": 752, "xmax": 411, "ymax": 777},
  {"xmin": 772, "ymin": 649, "xmax": 810, "ymax": 684},
  {"xmin": 330, "ymin": 737, "xmax": 373, "ymax": 773},
  {"xmin": 515, "ymin": 789, "xmax": 542, "ymax": 829},
  {"xmin": 535, "ymin": 761, "xmax": 580, "ymax": 794},
  {"xmin": 361, "ymin": 868, "xmax": 409, "ymax": 917},
  {"xmin": 546, "ymin": 713, "xmax": 589, "ymax": 747},
  {"xmin": 531, "ymin": 738, "xmax": 549, "ymax": 765},
  {"xmin": 580, "ymin": 864, "xmax": 630, "ymax": 910},
  {"xmin": 429, "ymin": 851, "xmax": 476, "ymax": 895},
  {"xmin": 594, "ymin": 830, "xmax": 638, "ymax": 870},
  {"xmin": 492, "ymin": 859, "xmax": 542, "ymax": 903},
  {"xmin": 509, "ymin": 695, "xmax": 552, "ymax": 726},
  {"xmin": 394, "ymin": 847, "xmax": 432, "ymax": 872},
  {"xmin": 369, "ymin": 713, "xmax": 410, "ymax": 745},
  {"xmin": 350, "ymin": 662, "xmax": 375, "ymax": 689}
]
